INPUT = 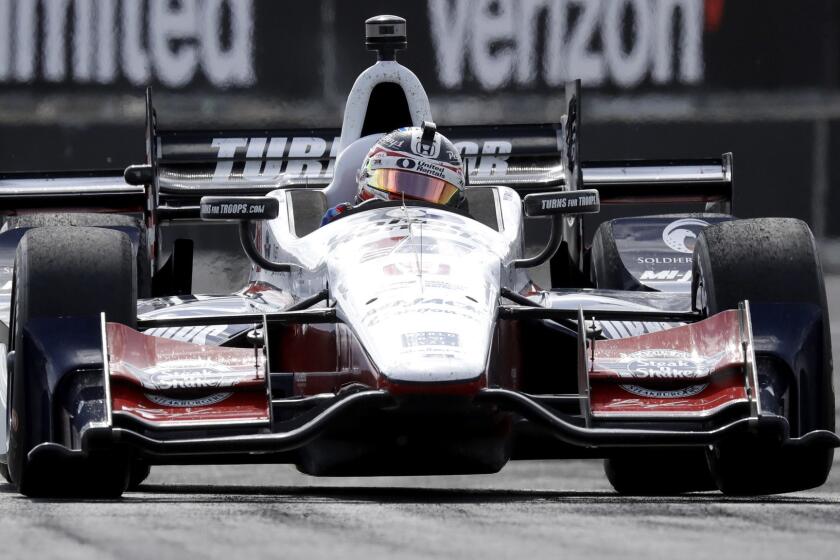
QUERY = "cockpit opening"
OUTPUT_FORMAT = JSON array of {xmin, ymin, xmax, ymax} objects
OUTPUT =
[{"xmin": 360, "ymin": 82, "xmax": 413, "ymax": 137}]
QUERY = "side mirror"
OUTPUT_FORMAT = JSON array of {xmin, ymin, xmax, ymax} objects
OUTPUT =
[
  {"xmin": 199, "ymin": 196, "xmax": 280, "ymax": 221},
  {"xmin": 200, "ymin": 196, "xmax": 296, "ymax": 273},
  {"xmin": 522, "ymin": 189, "xmax": 600, "ymax": 217},
  {"xmin": 514, "ymin": 189, "xmax": 600, "ymax": 269}
]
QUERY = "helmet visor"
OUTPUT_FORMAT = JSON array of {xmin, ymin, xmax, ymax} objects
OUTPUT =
[{"xmin": 368, "ymin": 168, "xmax": 461, "ymax": 206}]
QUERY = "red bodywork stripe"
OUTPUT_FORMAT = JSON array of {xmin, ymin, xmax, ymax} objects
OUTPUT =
[
  {"xmin": 107, "ymin": 323, "xmax": 269, "ymax": 427},
  {"xmin": 589, "ymin": 310, "xmax": 748, "ymax": 416}
]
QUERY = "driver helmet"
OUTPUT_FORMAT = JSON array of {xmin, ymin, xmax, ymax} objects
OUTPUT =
[{"xmin": 357, "ymin": 122, "xmax": 466, "ymax": 207}]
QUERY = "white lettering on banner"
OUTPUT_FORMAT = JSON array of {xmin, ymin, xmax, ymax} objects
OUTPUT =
[
  {"xmin": 285, "ymin": 137, "xmax": 328, "ymax": 178},
  {"xmin": 44, "ymin": 0, "xmax": 71, "ymax": 81},
  {"xmin": 0, "ymin": 0, "xmax": 255, "ymax": 88},
  {"xmin": 428, "ymin": 0, "xmax": 473, "ymax": 88},
  {"xmin": 603, "ymin": 0, "xmax": 650, "ymax": 87},
  {"xmin": 567, "ymin": 0, "xmax": 603, "ymax": 85},
  {"xmin": 211, "ymin": 138, "xmax": 247, "ymax": 182},
  {"xmin": 14, "ymin": 0, "xmax": 36, "ymax": 81},
  {"xmin": 654, "ymin": 0, "xmax": 703, "ymax": 83},
  {"xmin": 0, "ymin": 0, "xmax": 9, "ymax": 80},
  {"xmin": 150, "ymin": 0, "xmax": 199, "ymax": 88},
  {"xmin": 243, "ymin": 137, "xmax": 267, "ymax": 178},
  {"xmin": 261, "ymin": 137, "xmax": 289, "ymax": 177},
  {"xmin": 200, "ymin": 0, "xmax": 255, "ymax": 86},
  {"xmin": 470, "ymin": 0, "xmax": 516, "ymax": 89},
  {"xmin": 211, "ymin": 136, "xmax": 341, "ymax": 181},
  {"xmin": 97, "ymin": 1, "xmax": 118, "ymax": 83},
  {"xmin": 454, "ymin": 140, "xmax": 512, "ymax": 176},
  {"xmin": 429, "ymin": 0, "xmax": 704, "ymax": 90},
  {"xmin": 122, "ymin": 0, "xmax": 150, "ymax": 84}
]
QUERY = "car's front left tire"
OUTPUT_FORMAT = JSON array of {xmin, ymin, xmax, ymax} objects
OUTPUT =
[{"xmin": 8, "ymin": 226, "xmax": 137, "ymax": 498}]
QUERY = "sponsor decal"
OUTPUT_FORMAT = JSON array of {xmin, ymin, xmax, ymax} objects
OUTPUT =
[
  {"xmin": 122, "ymin": 359, "xmax": 259, "ymax": 391},
  {"xmin": 145, "ymin": 392, "xmax": 233, "ymax": 408},
  {"xmin": 371, "ymin": 154, "xmax": 462, "ymax": 186},
  {"xmin": 379, "ymin": 133, "xmax": 408, "ymax": 150},
  {"xmin": 202, "ymin": 202, "xmax": 265, "ymax": 215},
  {"xmin": 206, "ymin": 136, "xmax": 519, "ymax": 182},
  {"xmin": 384, "ymin": 208, "xmax": 427, "ymax": 220},
  {"xmin": 595, "ymin": 347, "xmax": 723, "ymax": 399},
  {"xmin": 636, "ymin": 256, "xmax": 692, "ymax": 264},
  {"xmin": 415, "ymin": 159, "xmax": 450, "ymax": 181},
  {"xmin": 639, "ymin": 269, "xmax": 692, "ymax": 282},
  {"xmin": 619, "ymin": 383, "xmax": 707, "ymax": 399},
  {"xmin": 402, "ymin": 331, "xmax": 460, "ymax": 348},
  {"xmin": 210, "ymin": 136, "xmax": 340, "ymax": 181},
  {"xmin": 454, "ymin": 140, "xmax": 512, "ymax": 176},
  {"xmin": 594, "ymin": 347, "xmax": 726, "ymax": 398},
  {"xmin": 539, "ymin": 192, "xmax": 598, "ymax": 211},
  {"xmin": 662, "ymin": 218, "xmax": 709, "ymax": 254},
  {"xmin": 616, "ymin": 348, "xmax": 725, "ymax": 380},
  {"xmin": 411, "ymin": 129, "xmax": 441, "ymax": 158}
]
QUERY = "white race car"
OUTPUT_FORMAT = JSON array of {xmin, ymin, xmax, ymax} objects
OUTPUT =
[{"xmin": 0, "ymin": 15, "xmax": 835, "ymax": 498}]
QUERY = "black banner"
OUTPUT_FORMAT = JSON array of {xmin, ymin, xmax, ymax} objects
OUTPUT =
[{"xmin": 0, "ymin": 0, "xmax": 837, "ymax": 96}]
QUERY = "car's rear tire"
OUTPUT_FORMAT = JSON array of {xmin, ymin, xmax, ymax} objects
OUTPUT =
[
  {"xmin": 693, "ymin": 218, "xmax": 834, "ymax": 495},
  {"xmin": 590, "ymin": 220, "xmax": 648, "ymax": 291},
  {"xmin": 8, "ymin": 227, "xmax": 136, "ymax": 498},
  {"xmin": 593, "ymin": 215, "xmax": 717, "ymax": 495}
]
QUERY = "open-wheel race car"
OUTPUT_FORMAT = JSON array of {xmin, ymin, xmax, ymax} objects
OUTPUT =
[{"xmin": 0, "ymin": 16, "xmax": 836, "ymax": 497}]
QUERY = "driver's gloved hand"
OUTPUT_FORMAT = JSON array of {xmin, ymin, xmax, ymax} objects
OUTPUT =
[{"xmin": 320, "ymin": 202, "xmax": 354, "ymax": 226}]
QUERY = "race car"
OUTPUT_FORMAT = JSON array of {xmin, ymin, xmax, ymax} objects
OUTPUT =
[{"xmin": 0, "ymin": 15, "xmax": 836, "ymax": 497}]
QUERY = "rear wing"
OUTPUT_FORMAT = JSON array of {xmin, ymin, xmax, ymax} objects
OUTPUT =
[
  {"xmin": 138, "ymin": 82, "xmax": 734, "ymax": 214},
  {"xmin": 149, "ymin": 123, "xmax": 563, "ymax": 194},
  {"xmin": 0, "ymin": 83, "xmax": 732, "ymax": 217}
]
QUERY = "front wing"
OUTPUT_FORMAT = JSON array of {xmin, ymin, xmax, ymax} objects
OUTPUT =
[{"xmin": 20, "ymin": 302, "xmax": 840, "ymax": 467}]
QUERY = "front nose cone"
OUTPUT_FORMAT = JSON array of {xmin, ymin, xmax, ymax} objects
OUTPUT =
[{"xmin": 364, "ymin": 306, "xmax": 491, "ymax": 385}]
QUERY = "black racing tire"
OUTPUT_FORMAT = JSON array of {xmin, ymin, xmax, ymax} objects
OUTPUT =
[
  {"xmin": 590, "ymin": 220, "xmax": 647, "ymax": 291},
  {"xmin": 604, "ymin": 449, "xmax": 717, "ymax": 495},
  {"xmin": 126, "ymin": 461, "xmax": 152, "ymax": 491},
  {"xmin": 693, "ymin": 218, "xmax": 834, "ymax": 495},
  {"xmin": 8, "ymin": 227, "xmax": 136, "ymax": 498},
  {"xmin": 2, "ymin": 212, "xmax": 151, "ymax": 298}
]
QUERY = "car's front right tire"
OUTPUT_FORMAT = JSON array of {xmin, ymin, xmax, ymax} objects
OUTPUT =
[{"xmin": 693, "ymin": 218, "xmax": 835, "ymax": 495}]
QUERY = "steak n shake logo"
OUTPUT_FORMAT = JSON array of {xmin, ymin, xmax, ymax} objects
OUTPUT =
[
  {"xmin": 120, "ymin": 359, "xmax": 260, "ymax": 391},
  {"xmin": 618, "ymin": 348, "xmax": 723, "ymax": 380},
  {"xmin": 595, "ymin": 348, "xmax": 726, "ymax": 399},
  {"xmin": 596, "ymin": 348, "xmax": 725, "ymax": 398}
]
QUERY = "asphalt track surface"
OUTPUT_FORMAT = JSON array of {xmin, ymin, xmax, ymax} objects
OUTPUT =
[{"xmin": 2, "ymin": 274, "xmax": 839, "ymax": 559}]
